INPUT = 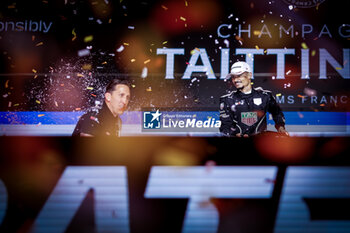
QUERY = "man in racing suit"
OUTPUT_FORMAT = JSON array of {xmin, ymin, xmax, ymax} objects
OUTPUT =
[
  {"xmin": 219, "ymin": 61, "xmax": 288, "ymax": 137},
  {"xmin": 72, "ymin": 79, "xmax": 131, "ymax": 137}
]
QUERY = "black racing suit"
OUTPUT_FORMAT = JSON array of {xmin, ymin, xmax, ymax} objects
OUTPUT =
[
  {"xmin": 219, "ymin": 87, "xmax": 286, "ymax": 136},
  {"xmin": 72, "ymin": 102, "xmax": 122, "ymax": 136}
]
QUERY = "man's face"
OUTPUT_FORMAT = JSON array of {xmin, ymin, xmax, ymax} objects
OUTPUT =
[
  {"xmin": 105, "ymin": 84, "xmax": 130, "ymax": 116},
  {"xmin": 232, "ymin": 72, "xmax": 252, "ymax": 89}
]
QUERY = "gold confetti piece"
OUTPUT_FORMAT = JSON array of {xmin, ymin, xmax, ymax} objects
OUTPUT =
[
  {"xmin": 146, "ymin": 87, "xmax": 152, "ymax": 92},
  {"xmin": 297, "ymin": 95, "xmax": 305, "ymax": 99},
  {"xmin": 108, "ymin": 18, "xmax": 112, "ymax": 23},
  {"xmin": 161, "ymin": 5, "xmax": 168, "ymax": 10},
  {"xmin": 86, "ymin": 87, "xmax": 93, "ymax": 90},
  {"xmin": 36, "ymin": 100, "xmax": 41, "ymax": 104},
  {"xmin": 311, "ymin": 50, "xmax": 316, "ymax": 56},
  {"xmin": 335, "ymin": 67, "xmax": 342, "ymax": 70},
  {"xmin": 162, "ymin": 41, "xmax": 168, "ymax": 45},
  {"xmin": 34, "ymin": 75, "xmax": 38, "ymax": 79},
  {"xmin": 77, "ymin": 73, "xmax": 84, "ymax": 77},
  {"xmin": 301, "ymin": 42, "xmax": 308, "ymax": 49},
  {"xmin": 320, "ymin": 104, "xmax": 325, "ymax": 107},
  {"xmin": 131, "ymin": 59, "xmax": 136, "ymax": 62},
  {"xmin": 72, "ymin": 28, "xmax": 77, "ymax": 41},
  {"xmin": 84, "ymin": 35, "xmax": 93, "ymax": 43},
  {"xmin": 38, "ymin": 114, "xmax": 45, "ymax": 117},
  {"xmin": 190, "ymin": 49, "xmax": 197, "ymax": 55},
  {"xmin": 185, "ymin": 0, "xmax": 188, "ymax": 7},
  {"xmin": 8, "ymin": 5, "xmax": 15, "ymax": 9},
  {"xmin": 180, "ymin": 16, "xmax": 186, "ymax": 21},
  {"xmin": 255, "ymin": 45, "xmax": 259, "ymax": 50},
  {"xmin": 5, "ymin": 80, "xmax": 9, "ymax": 88},
  {"xmin": 32, "ymin": 69, "xmax": 37, "ymax": 73},
  {"xmin": 35, "ymin": 42, "xmax": 43, "ymax": 47},
  {"xmin": 13, "ymin": 103, "xmax": 19, "ymax": 107},
  {"xmin": 144, "ymin": 59, "xmax": 151, "ymax": 64},
  {"xmin": 131, "ymin": 84, "xmax": 136, "ymax": 88},
  {"xmin": 82, "ymin": 64, "xmax": 92, "ymax": 70},
  {"xmin": 102, "ymin": 61, "xmax": 107, "ymax": 65},
  {"xmin": 276, "ymin": 93, "xmax": 282, "ymax": 96},
  {"xmin": 123, "ymin": 42, "xmax": 129, "ymax": 46},
  {"xmin": 253, "ymin": 30, "xmax": 261, "ymax": 36},
  {"xmin": 286, "ymin": 70, "xmax": 291, "ymax": 75},
  {"xmin": 75, "ymin": 108, "xmax": 81, "ymax": 111}
]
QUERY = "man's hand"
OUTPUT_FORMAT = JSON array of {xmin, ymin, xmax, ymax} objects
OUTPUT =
[{"xmin": 277, "ymin": 126, "xmax": 289, "ymax": 136}]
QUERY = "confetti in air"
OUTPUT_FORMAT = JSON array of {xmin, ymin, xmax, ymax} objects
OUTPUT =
[
  {"xmin": 72, "ymin": 28, "xmax": 77, "ymax": 41},
  {"xmin": 78, "ymin": 49, "xmax": 90, "ymax": 57},
  {"xmin": 116, "ymin": 45, "xmax": 124, "ymax": 52},
  {"xmin": 84, "ymin": 35, "xmax": 93, "ymax": 43},
  {"xmin": 301, "ymin": 42, "xmax": 308, "ymax": 49},
  {"xmin": 304, "ymin": 87, "xmax": 317, "ymax": 96},
  {"xmin": 141, "ymin": 67, "xmax": 148, "ymax": 78}
]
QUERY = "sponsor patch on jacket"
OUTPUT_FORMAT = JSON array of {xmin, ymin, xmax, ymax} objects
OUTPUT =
[
  {"xmin": 253, "ymin": 98, "xmax": 262, "ymax": 105},
  {"xmin": 235, "ymin": 100, "xmax": 244, "ymax": 105},
  {"xmin": 241, "ymin": 112, "xmax": 258, "ymax": 126}
]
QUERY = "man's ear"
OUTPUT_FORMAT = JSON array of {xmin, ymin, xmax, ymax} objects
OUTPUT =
[
  {"xmin": 247, "ymin": 72, "xmax": 253, "ymax": 79},
  {"xmin": 105, "ymin": 92, "xmax": 111, "ymax": 102}
]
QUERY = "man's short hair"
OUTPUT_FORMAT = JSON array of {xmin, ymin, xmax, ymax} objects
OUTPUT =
[{"xmin": 105, "ymin": 78, "xmax": 131, "ymax": 93}]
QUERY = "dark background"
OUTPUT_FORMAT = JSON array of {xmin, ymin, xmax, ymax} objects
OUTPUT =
[{"xmin": 0, "ymin": 0, "xmax": 349, "ymax": 112}]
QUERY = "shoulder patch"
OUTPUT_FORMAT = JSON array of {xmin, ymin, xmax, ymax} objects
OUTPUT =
[
  {"xmin": 220, "ymin": 91, "xmax": 233, "ymax": 98},
  {"xmin": 254, "ymin": 86, "xmax": 271, "ymax": 95},
  {"xmin": 220, "ymin": 90, "xmax": 236, "ymax": 99}
]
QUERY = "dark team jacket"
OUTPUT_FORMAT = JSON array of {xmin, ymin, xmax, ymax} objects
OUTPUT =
[
  {"xmin": 219, "ymin": 87, "xmax": 285, "ymax": 136},
  {"xmin": 72, "ymin": 102, "xmax": 122, "ymax": 136}
]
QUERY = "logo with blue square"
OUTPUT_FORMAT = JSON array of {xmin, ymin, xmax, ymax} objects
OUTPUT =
[{"xmin": 143, "ymin": 110, "xmax": 162, "ymax": 129}]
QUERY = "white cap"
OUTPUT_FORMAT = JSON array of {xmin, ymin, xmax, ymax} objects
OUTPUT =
[{"xmin": 229, "ymin": 61, "xmax": 252, "ymax": 76}]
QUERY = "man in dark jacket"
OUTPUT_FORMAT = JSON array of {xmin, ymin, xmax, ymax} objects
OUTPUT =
[
  {"xmin": 219, "ymin": 61, "xmax": 288, "ymax": 137},
  {"xmin": 72, "ymin": 79, "xmax": 131, "ymax": 137}
]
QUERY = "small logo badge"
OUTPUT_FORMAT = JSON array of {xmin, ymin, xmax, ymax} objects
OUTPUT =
[
  {"xmin": 241, "ymin": 112, "xmax": 258, "ymax": 126},
  {"xmin": 253, "ymin": 98, "xmax": 262, "ymax": 106},
  {"xmin": 143, "ymin": 110, "xmax": 162, "ymax": 129}
]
